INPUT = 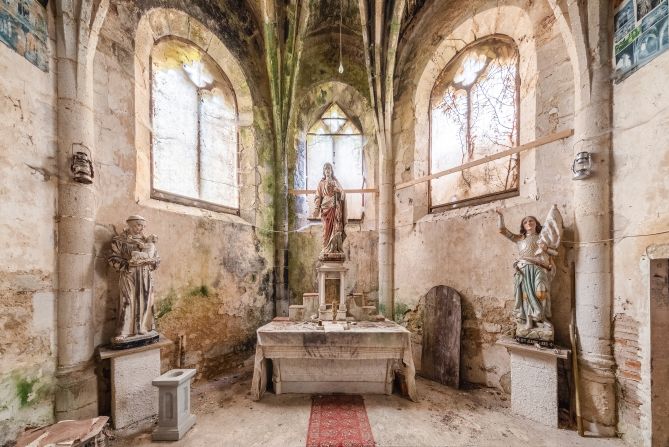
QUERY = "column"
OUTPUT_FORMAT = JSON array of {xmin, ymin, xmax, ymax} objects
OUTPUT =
[
  {"xmin": 336, "ymin": 270, "xmax": 347, "ymax": 321},
  {"xmin": 54, "ymin": 0, "xmax": 109, "ymax": 420},
  {"xmin": 572, "ymin": 1, "xmax": 616, "ymax": 436},
  {"xmin": 318, "ymin": 270, "xmax": 326, "ymax": 310}
]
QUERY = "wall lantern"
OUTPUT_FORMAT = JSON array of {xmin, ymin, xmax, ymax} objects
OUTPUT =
[
  {"xmin": 572, "ymin": 151, "xmax": 592, "ymax": 180},
  {"xmin": 70, "ymin": 144, "xmax": 95, "ymax": 184}
]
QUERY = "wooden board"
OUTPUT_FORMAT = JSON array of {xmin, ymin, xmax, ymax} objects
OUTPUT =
[{"xmin": 420, "ymin": 285, "xmax": 462, "ymax": 388}]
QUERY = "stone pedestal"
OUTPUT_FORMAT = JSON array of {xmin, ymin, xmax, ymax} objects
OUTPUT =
[
  {"xmin": 152, "ymin": 369, "xmax": 196, "ymax": 441},
  {"xmin": 498, "ymin": 338, "xmax": 569, "ymax": 427},
  {"xmin": 99, "ymin": 336, "xmax": 172, "ymax": 433},
  {"xmin": 317, "ymin": 262, "xmax": 347, "ymax": 321}
]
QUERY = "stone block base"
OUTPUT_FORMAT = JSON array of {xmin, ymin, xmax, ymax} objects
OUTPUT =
[
  {"xmin": 498, "ymin": 338, "xmax": 569, "ymax": 428},
  {"xmin": 319, "ymin": 305, "xmax": 334, "ymax": 321},
  {"xmin": 288, "ymin": 305, "xmax": 305, "ymax": 321},
  {"xmin": 99, "ymin": 336, "xmax": 172, "ymax": 432}
]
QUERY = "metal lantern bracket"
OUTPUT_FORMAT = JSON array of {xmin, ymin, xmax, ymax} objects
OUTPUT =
[
  {"xmin": 70, "ymin": 143, "xmax": 95, "ymax": 184},
  {"xmin": 572, "ymin": 151, "xmax": 592, "ymax": 180}
]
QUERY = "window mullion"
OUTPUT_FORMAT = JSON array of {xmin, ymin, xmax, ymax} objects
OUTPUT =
[
  {"xmin": 466, "ymin": 89, "xmax": 473, "ymax": 161},
  {"xmin": 196, "ymin": 89, "xmax": 202, "ymax": 199}
]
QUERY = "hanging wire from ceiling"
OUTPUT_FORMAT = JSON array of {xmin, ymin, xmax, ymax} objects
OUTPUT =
[{"xmin": 338, "ymin": 0, "xmax": 344, "ymax": 74}]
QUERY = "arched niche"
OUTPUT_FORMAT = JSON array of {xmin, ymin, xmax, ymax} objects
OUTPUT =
[
  {"xmin": 290, "ymin": 81, "xmax": 378, "ymax": 229},
  {"xmin": 401, "ymin": 5, "xmax": 540, "ymax": 221},
  {"xmin": 133, "ymin": 8, "xmax": 256, "ymax": 223}
]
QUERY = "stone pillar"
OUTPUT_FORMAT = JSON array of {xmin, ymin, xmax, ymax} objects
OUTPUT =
[
  {"xmin": 378, "ymin": 141, "xmax": 394, "ymax": 320},
  {"xmin": 336, "ymin": 270, "xmax": 347, "ymax": 321},
  {"xmin": 572, "ymin": 1, "xmax": 616, "ymax": 436},
  {"xmin": 54, "ymin": 0, "xmax": 108, "ymax": 420},
  {"xmin": 318, "ymin": 270, "xmax": 326, "ymax": 310}
]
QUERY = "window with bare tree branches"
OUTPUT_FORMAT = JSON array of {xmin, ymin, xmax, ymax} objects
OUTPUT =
[{"xmin": 429, "ymin": 36, "xmax": 519, "ymax": 211}]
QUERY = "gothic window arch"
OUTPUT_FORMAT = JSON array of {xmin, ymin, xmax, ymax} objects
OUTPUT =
[
  {"xmin": 429, "ymin": 35, "xmax": 520, "ymax": 211},
  {"xmin": 306, "ymin": 103, "xmax": 364, "ymax": 220},
  {"xmin": 150, "ymin": 37, "xmax": 239, "ymax": 213}
]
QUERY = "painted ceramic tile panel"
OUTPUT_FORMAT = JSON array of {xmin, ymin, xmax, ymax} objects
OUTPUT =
[{"xmin": 0, "ymin": 0, "xmax": 48, "ymax": 72}]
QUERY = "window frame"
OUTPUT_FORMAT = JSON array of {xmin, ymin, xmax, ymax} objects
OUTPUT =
[
  {"xmin": 149, "ymin": 36, "xmax": 241, "ymax": 216},
  {"xmin": 428, "ymin": 35, "xmax": 520, "ymax": 213},
  {"xmin": 305, "ymin": 103, "xmax": 366, "ymax": 222}
]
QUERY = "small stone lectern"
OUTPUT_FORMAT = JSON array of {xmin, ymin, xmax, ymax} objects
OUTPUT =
[
  {"xmin": 317, "ymin": 262, "xmax": 347, "ymax": 321},
  {"xmin": 152, "ymin": 368, "xmax": 197, "ymax": 441}
]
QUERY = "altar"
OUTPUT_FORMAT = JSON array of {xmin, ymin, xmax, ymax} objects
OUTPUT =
[{"xmin": 250, "ymin": 320, "xmax": 418, "ymax": 401}]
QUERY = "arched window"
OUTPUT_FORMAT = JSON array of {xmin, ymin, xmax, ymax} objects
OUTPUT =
[
  {"xmin": 429, "ymin": 36, "xmax": 519, "ymax": 210},
  {"xmin": 151, "ymin": 38, "xmax": 239, "ymax": 213},
  {"xmin": 306, "ymin": 103, "xmax": 364, "ymax": 220}
]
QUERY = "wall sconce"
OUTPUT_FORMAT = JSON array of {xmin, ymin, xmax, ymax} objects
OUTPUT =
[
  {"xmin": 572, "ymin": 151, "xmax": 592, "ymax": 180},
  {"xmin": 70, "ymin": 144, "xmax": 94, "ymax": 184}
]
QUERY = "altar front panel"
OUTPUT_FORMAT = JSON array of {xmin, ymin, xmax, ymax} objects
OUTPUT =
[{"xmin": 251, "ymin": 321, "xmax": 417, "ymax": 401}]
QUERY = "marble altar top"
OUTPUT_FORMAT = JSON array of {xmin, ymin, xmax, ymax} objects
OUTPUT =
[{"xmin": 256, "ymin": 320, "xmax": 411, "ymax": 349}]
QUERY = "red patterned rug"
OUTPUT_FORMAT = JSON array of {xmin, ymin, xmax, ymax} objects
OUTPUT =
[{"xmin": 306, "ymin": 395, "xmax": 375, "ymax": 447}]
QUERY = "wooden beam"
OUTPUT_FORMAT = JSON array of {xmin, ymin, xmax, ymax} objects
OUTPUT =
[{"xmin": 395, "ymin": 128, "xmax": 574, "ymax": 191}]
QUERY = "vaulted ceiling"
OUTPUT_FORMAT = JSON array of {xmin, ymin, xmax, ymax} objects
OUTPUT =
[{"xmin": 306, "ymin": 0, "xmax": 361, "ymax": 37}]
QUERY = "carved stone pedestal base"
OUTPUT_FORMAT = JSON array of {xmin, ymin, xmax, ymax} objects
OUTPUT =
[
  {"xmin": 111, "ymin": 331, "xmax": 159, "ymax": 350},
  {"xmin": 318, "ymin": 305, "xmax": 334, "ymax": 321},
  {"xmin": 152, "ymin": 369, "xmax": 196, "ymax": 441},
  {"xmin": 515, "ymin": 323, "xmax": 554, "ymax": 346},
  {"xmin": 317, "ymin": 262, "xmax": 347, "ymax": 321},
  {"xmin": 335, "ymin": 305, "xmax": 347, "ymax": 321},
  {"xmin": 498, "ymin": 338, "xmax": 569, "ymax": 427}
]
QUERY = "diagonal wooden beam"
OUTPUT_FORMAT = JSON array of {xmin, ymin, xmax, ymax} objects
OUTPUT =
[{"xmin": 395, "ymin": 129, "xmax": 574, "ymax": 190}]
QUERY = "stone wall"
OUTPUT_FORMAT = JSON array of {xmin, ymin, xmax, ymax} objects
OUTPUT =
[
  {"xmin": 91, "ymin": 2, "xmax": 276, "ymax": 384},
  {"xmin": 392, "ymin": 0, "xmax": 575, "ymax": 388},
  {"xmin": 0, "ymin": 8, "xmax": 58, "ymax": 444},
  {"xmin": 1, "ymin": 2, "xmax": 275, "ymax": 439},
  {"xmin": 612, "ymin": 49, "xmax": 669, "ymax": 445}
]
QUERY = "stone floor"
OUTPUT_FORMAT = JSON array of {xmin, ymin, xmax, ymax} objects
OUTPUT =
[{"xmin": 113, "ymin": 368, "xmax": 623, "ymax": 447}]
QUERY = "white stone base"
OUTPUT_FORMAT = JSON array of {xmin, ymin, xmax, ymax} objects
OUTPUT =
[
  {"xmin": 498, "ymin": 338, "xmax": 569, "ymax": 428},
  {"xmin": 152, "ymin": 413, "xmax": 196, "ymax": 441},
  {"xmin": 99, "ymin": 337, "xmax": 172, "ymax": 432},
  {"xmin": 318, "ymin": 306, "xmax": 334, "ymax": 321}
]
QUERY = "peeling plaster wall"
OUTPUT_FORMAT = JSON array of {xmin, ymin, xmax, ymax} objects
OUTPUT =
[
  {"xmin": 393, "ymin": 0, "xmax": 575, "ymax": 389},
  {"xmin": 0, "ymin": 7, "xmax": 58, "ymax": 444},
  {"xmin": 612, "ymin": 51, "xmax": 669, "ymax": 445},
  {"xmin": 91, "ymin": 1, "xmax": 276, "ymax": 387}
]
